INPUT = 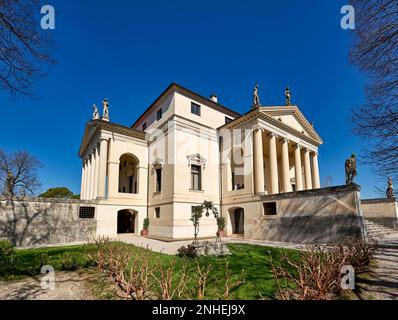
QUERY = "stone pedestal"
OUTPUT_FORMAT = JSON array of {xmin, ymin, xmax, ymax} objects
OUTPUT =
[{"xmin": 178, "ymin": 241, "xmax": 231, "ymax": 257}]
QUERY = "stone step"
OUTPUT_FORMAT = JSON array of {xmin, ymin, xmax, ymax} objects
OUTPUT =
[
  {"xmin": 367, "ymin": 230, "xmax": 392, "ymax": 234},
  {"xmin": 364, "ymin": 219, "xmax": 396, "ymax": 240},
  {"xmin": 366, "ymin": 228, "xmax": 394, "ymax": 233}
]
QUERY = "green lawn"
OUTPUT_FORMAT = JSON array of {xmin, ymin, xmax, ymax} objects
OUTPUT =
[{"xmin": 1, "ymin": 242, "xmax": 299, "ymax": 300}]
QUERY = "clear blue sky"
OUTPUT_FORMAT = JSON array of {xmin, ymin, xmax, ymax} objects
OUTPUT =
[{"xmin": 0, "ymin": 0, "xmax": 381, "ymax": 198}]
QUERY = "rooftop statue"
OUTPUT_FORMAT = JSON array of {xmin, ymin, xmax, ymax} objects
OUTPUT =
[
  {"xmin": 92, "ymin": 104, "xmax": 99, "ymax": 120},
  {"xmin": 102, "ymin": 98, "xmax": 109, "ymax": 122},
  {"xmin": 386, "ymin": 177, "xmax": 394, "ymax": 198},
  {"xmin": 345, "ymin": 154, "xmax": 357, "ymax": 184},
  {"xmin": 285, "ymin": 87, "xmax": 291, "ymax": 106},
  {"xmin": 253, "ymin": 84, "xmax": 260, "ymax": 106}
]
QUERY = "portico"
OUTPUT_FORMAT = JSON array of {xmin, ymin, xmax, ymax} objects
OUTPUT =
[
  {"xmin": 222, "ymin": 106, "xmax": 323, "ymax": 196},
  {"xmin": 252, "ymin": 129, "xmax": 320, "ymax": 194}
]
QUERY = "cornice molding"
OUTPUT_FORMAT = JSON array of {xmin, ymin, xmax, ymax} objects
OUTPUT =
[
  {"xmin": 220, "ymin": 108, "xmax": 322, "ymax": 147},
  {"xmin": 79, "ymin": 120, "xmax": 146, "ymax": 158}
]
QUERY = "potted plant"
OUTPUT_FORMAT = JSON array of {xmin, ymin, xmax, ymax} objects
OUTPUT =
[
  {"xmin": 141, "ymin": 218, "xmax": 149, "ymax": 237},
  {"xmin": 216, "ymin": 217, "xmax": 225, "ymax": 237}
]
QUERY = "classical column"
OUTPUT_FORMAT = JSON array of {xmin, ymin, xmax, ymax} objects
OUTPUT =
[
  {"xmin": 92, "ymin": 146, "xmax": 100, "ymax": 199},
  {"xmin": 281, "ymin": 138, "xmax": 292, "ymax": 193},
  {"xmin": 80, "ymin": 161, "xmax": 86, "ymax": 199},
  {"xmin": 97, "ymin": 139, "xmax": 108, "ymax": 198},
  {"xmin": 311, "ymin": 152, "xmax": 321, "ymax": 189},
  {"xmin": 85, "ymin": 160, "xmax": 89, "ymax": 199},
  {"xmin": 84, "ymin": 159, "xmax": 89, "ymax": 199},
  {"xmin": 269, "ymin": 133, "xmax": 279, "ymax": 194},
  {"xmin": 294, "ymin": 145, "xmax": 303, "ymax": 191},
  {"xmin": 253, "ymin": 128, "xmax": 265, "ymax": 194},
  {"xmin": 88, "ymin": 153, "xmax": 94, "ymax": 200},
  {"xmin": 304, "ymin": 148, "xmax": 312, "ymax": 190},
  {"xmin": 93, "ymin": 151, "xmax": 98, "ymax": 199}
]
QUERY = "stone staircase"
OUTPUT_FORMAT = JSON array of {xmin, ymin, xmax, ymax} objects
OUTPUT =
[{"xmin": 365, "ymin": 219, "xmax": 397, "ymax": 240}]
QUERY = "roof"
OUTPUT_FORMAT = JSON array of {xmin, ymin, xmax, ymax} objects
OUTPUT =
[{"xmin": 131, "ymin": 83, "xmax": 242, "ymax": 129}]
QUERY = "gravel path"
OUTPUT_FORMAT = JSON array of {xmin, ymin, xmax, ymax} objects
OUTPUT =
[
  {"xmin": 356, "ymin": 233, "xmax": 398, "ymax": 300},
  {"xmin": 116, "ymin": 234, "xmax": 304, "ymax": 254},
  {"xmin": 0, "ymin": 271, "xmax": 95, "ymax": 300}
]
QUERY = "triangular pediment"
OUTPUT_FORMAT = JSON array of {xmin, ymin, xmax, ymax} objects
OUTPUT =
[
  {"xmin": 78, "ymin": 121, "xmax": 100, "ymax": 157},
  {"xmin": 258, "ymin": 106, "xmax": 322, "ymax": 143},
  {"xmin": 78, "ymin": 120, "xmax": 146, "ymax": 157}
]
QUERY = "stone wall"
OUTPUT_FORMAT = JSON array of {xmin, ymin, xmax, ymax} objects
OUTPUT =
[
  {"xmin": 0, "ymin": 197, "xmax": 97, "ymax": 247},
  {"xmin": 224, "ymin": 184, "xmax": 365, "ymax": 244},
  {"xmin": 361, "ymin": 198, "xmax": 398, "ymax": 229}
]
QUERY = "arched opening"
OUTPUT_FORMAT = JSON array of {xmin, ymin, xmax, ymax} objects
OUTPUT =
[
  {"xmin": 231, "ymin": 148, "xmax": 245, "ymax": 191},
  {"xmin": 229, "ymin": 207, "xmax": 244, "ymax": 235},
  {"xmin": 119, "ymin": 154, "xmax": 139, "ymax": 194},
  {"xmin": 117, "ymin": 209, "xmax": 137, "ymax": 234}
]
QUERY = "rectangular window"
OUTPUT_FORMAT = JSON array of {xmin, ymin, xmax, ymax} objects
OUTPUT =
[
  {"xmin": 191, "ymin": 165, "xmax": 202, "ymax": 190},
  {"xmin": 155, "ymin": 207, "xmax": 160, "ymax": 219},
  {"xmin": 263, "ymin": 202, "xmax": 277, "ymax": 216},
  {"xmin": 142, "ymin": 122, "xmax": 147, "ymax": 130},
  {"xmin": 191, "ymin": 102, "xmax": 201, "ymax": 116},
  {"xmin": 79, "ymin": 207, "xmax": 95, "ymax": 219},
  {"xmin": 157, "ymin": 109, "xmax": 162, "ymax": 121},
  {"xmin": 155, "ymin": 168, "xmax": 162, "ymax": 192},
  {"xmin": 225, "ymin": 117, "xmax": 233, "ymax": 124}
]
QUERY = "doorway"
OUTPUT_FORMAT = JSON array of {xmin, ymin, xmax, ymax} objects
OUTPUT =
[
  {"xmin": 232, "ymin": 208, "xmax": 244, "ymax": 235},
  {"xmin": 117, "ymin": 209, "xmax": 136, "ymax": 234}
]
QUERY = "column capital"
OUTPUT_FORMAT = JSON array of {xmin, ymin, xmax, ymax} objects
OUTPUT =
[
  {"xmin": 280, "ymin": 137, "xmax": 289, "ymax": 144},
  {"xmin": 295, "ymin": 143, "xmax": 302, "ymax": 150},
  {"xmin": 268, "ymin": 132, "xmax": 278, "ymax": 138}
]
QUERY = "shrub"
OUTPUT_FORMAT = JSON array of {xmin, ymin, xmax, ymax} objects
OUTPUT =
[
  {"xmin": 143, "ymin": 218, "xmax": 149, "ymax": 230},
  {"xmin": 40, "ymin": 252, "xmax": 50, "ymax": 266},
  {"xmin": 0, "ymin": 239, "xmax": 16, "ymax": 275},
  {"xmin": 217, "ymin": 217, "xmax": 226, "ymax": 230},
  {"xmin": 271, "ymin": 237, "xmax": 375, "ymax": 300},
  {"xmin": 60, "ymin": 252, "xmax": 89, "ymax": 271},
  {"xmin": 336, "ymin": 236, "xmax": 376, "ymax": 274}
]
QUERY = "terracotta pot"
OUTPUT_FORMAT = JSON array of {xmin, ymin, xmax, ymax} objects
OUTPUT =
[
  {"xmin": 216, "ymin": 230, "xmax": 224, "ymax": 237},
  {"xmin": 140, "ymin": 229, "xmax": 148, "ymax": 237}
]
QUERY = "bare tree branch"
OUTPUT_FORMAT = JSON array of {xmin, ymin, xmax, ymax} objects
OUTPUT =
[
  {"xmin": 349, "ymin": 0, "xmax": 398, "ymax": 183},
  {"xmin": 0, "ymin": 0, "xmax": 54, "ymax": 98},
  {"xmin": 0, "ymin": 149, "xmax": 42, "ymax": 196}
]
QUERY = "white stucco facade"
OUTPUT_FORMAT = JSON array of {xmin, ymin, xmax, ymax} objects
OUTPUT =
[{"xmin": 78, "ymin": 83, "xmax": 323, "ymax": 240}]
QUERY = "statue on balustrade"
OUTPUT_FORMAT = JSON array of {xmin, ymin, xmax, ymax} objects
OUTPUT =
[
  {"xmin": 92, "ymin": 104, "xmax": 99, "ymax": 120},
  {"xmin": 386, "ymin": 177, "xmax": 394, "ymax": 198},
  {"xmin": 345, "ymin": 154, "xmax": 357, "ymax": 184},
  {"xmin": 253, "ymin": 84, "xmax": 260, "ymax": 106},
  {"xmin": 102, "ymin": 98, "xmax": 109, "ymax": 121},
  {"xmin": 285, "ymin": 87, "xmax": 291, "ymax": 106}
]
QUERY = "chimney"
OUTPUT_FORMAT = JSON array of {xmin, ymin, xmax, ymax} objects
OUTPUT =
[{"xmin": 210, "ymin": 94, "xmax": 218, "ymax": 103}]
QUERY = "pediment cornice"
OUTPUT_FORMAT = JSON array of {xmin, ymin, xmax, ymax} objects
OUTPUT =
[
  {"xmin": 78, "ymin": 120, "xmax": 146, "ymax": 158},
  {"xmin": 218, "ymin": 106, "xmax": 323, "ymax": 147}
]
